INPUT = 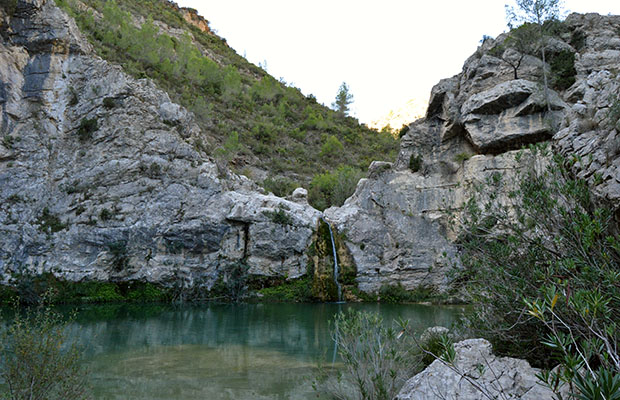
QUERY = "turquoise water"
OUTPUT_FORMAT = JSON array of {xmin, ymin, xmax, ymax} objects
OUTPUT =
[{"xmin": 60, "ymin": 302, "xmax": 463, "ymax": 399}]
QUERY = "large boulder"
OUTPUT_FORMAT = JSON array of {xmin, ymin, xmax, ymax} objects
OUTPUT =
[
  {"xmin": 461, "ymin": 79, "xmax": 567, "ymax": 153},
  {"xmin": 397, "ymin": 339, "xmax": 565, "ymax": 400}
]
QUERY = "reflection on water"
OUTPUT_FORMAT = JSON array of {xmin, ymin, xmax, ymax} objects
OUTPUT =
[{"xmin": 61, "ymin": 302, "xmax": 464, "ymax": 399}]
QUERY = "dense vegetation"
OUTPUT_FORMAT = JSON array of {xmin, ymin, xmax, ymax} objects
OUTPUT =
[
  {"xmin": 0, "ymin": 273, "xmax": 170, "ymax": 305},
  {"xmin": 457, "ymin": 145, "xmax": 620, "ymax": 398},
  {"xmin": 314, "ymin": 310, "xmax": 456, "ymax": 400},
  {"xmin": 54, "ymin": 0, "xmax": 398, "ymax": 209},
  {"xmin": 0, "ymin": 299, "xmax": 91, "ymax": 399}
]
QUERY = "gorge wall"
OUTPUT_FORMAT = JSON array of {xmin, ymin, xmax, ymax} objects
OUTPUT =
[
  {"xmin": 326, "ymin": 12, "xmax": 620, "ymax": 292},
  {"xmin": 1, "ymin": 0, "xmax": 619, "ymax": 295},
  {"xmin": 0, "ymin": 0, "xmax": 320, "ymax": 289}
]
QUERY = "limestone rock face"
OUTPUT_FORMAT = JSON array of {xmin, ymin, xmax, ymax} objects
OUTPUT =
[
  {"xmin": 2, "ymin": 1, "xmax": 619, "ymax": 295},
  {"xmin": 327, "ymin": 12, "xmax": 620, "ymax": 292},
  {"xmin": 0, "ymin": 0, "xmax": 320, "ymax": 287},
  {"xmin": 179, "ymin": 7, "xmax": 210, "ymax": 33},
  {"xmin": 552, "ymin": 14, "xmax": 620, "ymax": 208},
  {"xmin": 396, "ymin": 339, "xmax": 564, "ymax": 400},
  {"xmin": 325, "ymin": 149, "xmax": 537, "ymax": 292},
  {"xmin": 6, "ymin": 0, "xmax": 91, "ymax": 55},
  {"xmin": 461, "ymin": 79, "xmax": 566, "ymax": 153}
]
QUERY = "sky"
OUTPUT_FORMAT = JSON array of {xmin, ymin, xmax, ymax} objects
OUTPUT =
[{"xmin": 176, "ymin": 0, "xmax": 620, "ymax": 123}]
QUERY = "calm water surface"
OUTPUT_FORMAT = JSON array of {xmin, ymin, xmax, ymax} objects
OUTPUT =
[{"xmin": 61, "ymin": 302, "xmax": 463, "ymax": 399}]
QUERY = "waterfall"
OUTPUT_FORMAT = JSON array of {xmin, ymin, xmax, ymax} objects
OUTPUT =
[{"xmin": 323, "ymin": 218, "xmax": 342, "ymax": 302}]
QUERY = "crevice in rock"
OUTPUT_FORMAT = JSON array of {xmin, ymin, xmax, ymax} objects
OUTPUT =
[
  {"xmin": 242, "ymin": 222, "xmax": 249, "ymax": 260},
  {"xmin": 465, "ymin": 128, "xmax": 554, "ymax": 155}
]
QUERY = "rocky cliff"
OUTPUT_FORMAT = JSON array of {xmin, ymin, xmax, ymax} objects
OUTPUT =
[
  {"xmin": 0, "ymin": 0, "xmax": 321, "ymax": 289},
  {"xmin": 1, "ymin": 1, "xmax": 619, "ymax": 296},
  {"xmin": 326, "ymin": 12, "xmax": 620, "ymax": 293}
]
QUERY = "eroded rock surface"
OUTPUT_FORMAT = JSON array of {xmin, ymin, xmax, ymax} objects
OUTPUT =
[
  {"xmin": 327, "ymin": 12, "xmax": 620, "ymax": 292},
  {"xmin": 0, "ymin": 0, "xmax": 320, "ymax": 288},
  {"xmin": 396, "ymin": 339, "xmax": 564, "ymax": 400}
]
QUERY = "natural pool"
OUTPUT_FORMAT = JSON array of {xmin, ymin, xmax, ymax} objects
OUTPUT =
[{"xmin": 59, "ymin": 302, "xmax": 463, "ymax": 399}]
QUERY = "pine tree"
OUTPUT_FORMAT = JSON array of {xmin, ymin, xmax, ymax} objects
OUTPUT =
[{"xmin": 332, "ymin": 82, "xmax": 353, "ymax": 117}]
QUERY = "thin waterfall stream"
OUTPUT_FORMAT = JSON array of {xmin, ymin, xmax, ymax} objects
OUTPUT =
[{"xmin": 323, "ymin": 218, "xmax": 342, "ymax": 302}]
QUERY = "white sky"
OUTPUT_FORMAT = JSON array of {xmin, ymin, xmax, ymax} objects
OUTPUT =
[{"xmin": 176, "ymin": 0, "xmax": 620, "ymax": 123}]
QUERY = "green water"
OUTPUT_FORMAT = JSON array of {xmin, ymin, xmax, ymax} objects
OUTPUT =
[{"xmin": 61, "ymin": 302, "xmax": 463, "ymax": 399}]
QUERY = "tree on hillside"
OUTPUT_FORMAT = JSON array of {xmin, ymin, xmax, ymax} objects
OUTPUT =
[
  {"xmin": 505, "ymin": 0, "xmax": 563, "ymax": 110},
  {"xmin": 490, "ymin": 23, "xmax": 537, "ymax": 79},
  {"xmin": 332, "ymin": 82, "xmax": 353, "ymax": 117}
]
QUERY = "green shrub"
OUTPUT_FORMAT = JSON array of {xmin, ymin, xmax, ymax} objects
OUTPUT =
[
  {"xmin": 257, "ymin": 277, "xmax": 315, "ymax": 302},
  {"xmin": 214, "ymin": 130, "xmax": 240, "ymax": 161},
  {"xmin": 378, "ymin": 283, "xmax": 437, "ymax": 303},
  {"xmin": 68, "ymin": 88, "xmax": 79, "ymax": 106},
  {"xmin": 454, "ymin": 152, "xmax": 472, "ymax": 163},
  {"xmin": 99, "ymin": 208, "xmax": 113, "ymax": 221},
  {"xmin": 263, "ymin": 206, "xmax": 293, "ymax": 225},
  {"xmin": 125, "ymin": 282, "xmax": 166, "ymax": 302},
  {"xmin": 409, "ymin": 153, "xmax": 422, "ymax": 172},
  {"xmin": 314, "ymin": 310, "xmax": 422, "ymax": 400},
  {"xmin": 1, "ymin": 0, "xmax": 18, "ymax": 16},
  {"xmin": 262, "ymin": 176, "xmax": 299, "ymax": 197},
  {"xmin": 302, "ymin": 108, "xmax": 328, "ymax": 130},
  {"xmin": 419, "ymin": 331, "xmax": 455, "ymax": 367},
  {"xmin": 0, "ymin": 273, "xmax": 173, "ymax": 305},
  {"xmin": 250, "ymin": 76, "xmax": 282, "ymax": 104},
  {"xmin": 0, "ymin": 299, "xmax": 91, "ymax": 399},
  {"xmin": 0, "ymin": 285, "xmax": 17, "ymax": 305},
  {"xmin": 251, "ymin": 123, "xmax": 276, "ymax": 144},
  {"xmin": 2, "ymin": 135, "xmax": 15, "ymax": 149},
  {"xmin": 543, "ymin": 18, "xmax": 570, "ymax": 39},
  {"xmin": 308, "ymin": 165, "xmax": 364, "ymax": 211},
  {"xmin": 570, "ymin": 30, "xmax": 587, "ymax": 51},
  {"xmin": 87, "ymin": 283, "xmax": 124, "ymax": 302},
  {"xmin": 53, "ymin": 281, "xmax": 122, "ymax": 303},
  {"xmin": 320, "ymin": 135, "xmax": 344, "ymax": 159},
  {"xmin": 102, "ymin": 97, "xmax": 117, "ymax": 108},
  {"xmin": 148, "ymin": 162, "xmax": 161, "ymax": 178},
  {"xmin": 36, "ymin": 207, "xmax": 67, "ymax": 234},
  {"xmin": 550, "ymin": 50, "xmax": 576, "ymax": 90},
  {"xmin": 458, "ymin": 151, "xmax": 619, "ymax": 397},
  {"xmin": 76, "ymin": 118, "xmax": 98, "ymax": 141}
]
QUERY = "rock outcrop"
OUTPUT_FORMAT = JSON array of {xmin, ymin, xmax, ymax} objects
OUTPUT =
[
  {"xmin": 179, "ymin": 7, "xmax": 210, "ymax": 33},
  {"xmin": 1, "ymin": 1, "xmax": 619, "ymax": 296},
  {"xmin": 396, "ymin": 339, "xmax": 565, "ymax": 400},
  {"xmin": 326, "ymin": 12, "xmax": 620, "ymax": 292},
  {"xmin": 0, "ymin": 0, "xmax": 320, "ymax": 288},
  {"xmin": 553, "ymin": 13, "xmax": 620, "ymax": 210}
]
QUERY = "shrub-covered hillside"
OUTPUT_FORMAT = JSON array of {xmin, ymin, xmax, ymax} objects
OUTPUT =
[{"xmin": 55, "ymin": 0, "xmax": 398, "ymax": 207}]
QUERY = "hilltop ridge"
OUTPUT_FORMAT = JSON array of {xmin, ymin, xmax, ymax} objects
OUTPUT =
[{"xmin": 52, "ymin": 0, "xmax": 398, "ymax": 202}]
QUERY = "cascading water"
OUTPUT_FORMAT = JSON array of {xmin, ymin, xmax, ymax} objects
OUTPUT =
[{"xmin": 322, "ymin": 218, "xmax": 342, "ymax": 303}]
